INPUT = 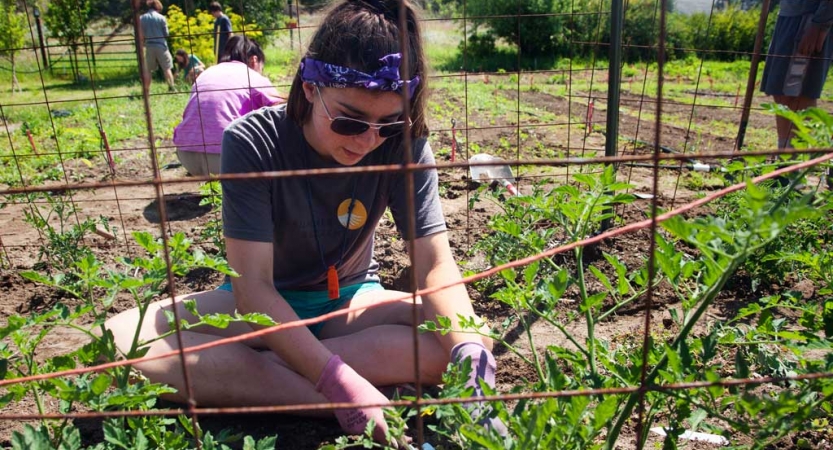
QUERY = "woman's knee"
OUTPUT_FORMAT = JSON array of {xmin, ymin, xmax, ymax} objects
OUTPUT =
[{"xmin": 103, "ymin": 302, "xmax": 167, "ymax": 355}]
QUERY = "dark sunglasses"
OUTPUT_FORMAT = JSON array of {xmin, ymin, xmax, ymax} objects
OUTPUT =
[{"xmin": 315, "ymin": 86, "xmax": 410, "ymax": 138}]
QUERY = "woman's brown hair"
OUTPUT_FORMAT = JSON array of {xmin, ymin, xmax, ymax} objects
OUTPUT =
[{"xmin": 286, "ymin": 0, "xmax": 428, "ymax": 138}]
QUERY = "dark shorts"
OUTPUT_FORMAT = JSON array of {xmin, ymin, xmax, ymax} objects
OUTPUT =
[
  {"xmin": 761, "ymin": 14, "xmax": 833, "ymax": 98},
  {"xmin": 216, "ymin": 281, "xmax": 384, "ymax": 337}
]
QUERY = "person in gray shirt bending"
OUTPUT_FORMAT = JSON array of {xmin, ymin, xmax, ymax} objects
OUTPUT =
[{"xmin": 140, "ymin": 0, "xmax": 174, "ymax": 91}]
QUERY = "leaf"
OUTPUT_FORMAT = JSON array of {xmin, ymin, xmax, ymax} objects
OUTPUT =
[
  {"xmin": 0, "ymin": 316, "xmax": 25, "ymax": 341},
  {"xmin": 580, "ymin": 292, "xmax": 607, "ymax": 314},
  {"xmin": 823, "ymin": 299, "xmax": 833, "ymax": 338},
  {"xmin": 593, "ymin": 395, "xmax": 619, "ymax": 429},
  {"xmin": 19, "ymin": 271, "xmax": 52, "ymax": 285},
  {"xmin": 253, "ymin": 435, "xmax": 277, "ymax": 450},
  {"xmin": 734, "ymin": 347, "xmax": 750, "ymax": 379},
  {"xmin": 500, "ymin": 268, "xmax": 517, "ymax": 283},
  {"xmin": 132, "ymin": 231, "xmax": 156, "ymax": 253},
  {"xmin": 202, "ymin": 314, "xmax": 231, "ymax": 329},
  {"xmin": 688, "ymin": 408, "xmax": 708, "ymax": 431},
  {"xmin": 135, "ymin": 427, "xmax": 149, "ymax": 450},
  {"xmin": 11, "ymin": 425, "xmax": 51, "ymax": 450},
  {"xmin": 523, "ymin": 261, "xmax": 539, "ymax": 286},
  {"xmin": 103, "ymin": 419, "xmax": 130, "ymax": 449},
  {"xmin": 59, "ymin": 425, "xmax": 82, "ymax": 450},
  {"xmin": 588, "ymin": 266, "xmax": 613, "ymax": 293},
  {"xmin": 547, "ymin": 268, "xmax": 569, "ymax": 300},
  {"xmin": 665, "ymin": 344, "xmax": 682, "ymax": 376},
  {"xmin": 238, "ymin": 313, "xmax": 277, "ymax": 327},
  {"xmin": 183, "ymin": 299, "xmax": 199, "ymax": 317},
  {"xmin": 90, "ymin": 374, "xmax": 111, "ymax": 395}
]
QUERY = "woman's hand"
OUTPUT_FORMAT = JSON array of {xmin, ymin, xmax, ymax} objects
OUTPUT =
[
  {"xmin": 451, "ymin": 341, "xmax": 508, "ymax": 435},
  {"xmin": 798, "ymin": 24, "xmax": 829, "ymax": 56},
  {"xmin": 315, "ymin": 355, "xmax": 395, "ymax": 446}
]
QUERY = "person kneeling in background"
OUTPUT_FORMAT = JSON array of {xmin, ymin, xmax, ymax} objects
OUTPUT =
[
  {"xmin": 172, "ymin": 36, "xmax": 283, "ymax": 176},
  {"xmin": 174, "ymin": 49, "xmax": 205, "ymax": 85}
]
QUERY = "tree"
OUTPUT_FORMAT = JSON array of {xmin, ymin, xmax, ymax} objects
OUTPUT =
[
  {"xmin": 464, "ymin": 0, "xmax": 604, "ymax": 59},
  {"xmin": 0, "ymin": 1, "xmax": 27, "ymax": 93},
  {"xmin": 43, "ymin": 0, "xmax": 92, "ymax": 80}
]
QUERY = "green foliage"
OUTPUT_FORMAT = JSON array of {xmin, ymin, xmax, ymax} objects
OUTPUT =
[
  {"xmin": 721, "ymin": 106, "xmax": 833, "ymax": 288},
  {"xmin": 2, "ymin": 229, "xmax": 278, "ymax": 448},
  {"xmin": 425, "ymin": 0, "xmax": 462, "ymax": 18},
  {"xmin": 44, "ymin": 0, "xmax": 93, "ymax": 47},
  {"xmin": 236, "ymin": 0, "xmax": 289, "ymax": 38},
  {"xmin": 465, "ymin": 0, "xmax": 594, "ymax": 58},
  {"xmin": 421, "ymin": 166, "xmax": 833, "ymax": 449},
  {"xmin": 0, "ymin": 1, "xmax": 27, "ymax": 60},
  {"xmin": 19, "ymin": 192, "xmax": 113, "ymax": 291},
  {"xmin": 167, "ymin": 5, "xmax": 265, "ymax": 65},
  {"xmin": 688, "ymin": 5, "xmax": 767, "ymax": 61},
  {"xmin": 458, "ymin": 0, "xmax": 771, "ymax": 66}
]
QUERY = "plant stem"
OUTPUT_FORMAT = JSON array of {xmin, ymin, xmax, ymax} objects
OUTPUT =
[
  {"xmin": 575, "ymin": 246, "xmax": 597, "ymax": 379},
  {"xmin": 604, "ymin": 254, "xmax": 743, "ymax": 450},
  {"xmin": 534, "ymin": 312, "xmax": 590, "ymax": 359},
  {"xmin": 596, "ymin": 288, "xmax": 650, "ymax": 322},
  {"xmin": 120, "ymin": 291, "xmax": 148, "ymax": 388},
  {"xmin": 519, "ymin": 311, "xmax": 546, "ymax": 383}
]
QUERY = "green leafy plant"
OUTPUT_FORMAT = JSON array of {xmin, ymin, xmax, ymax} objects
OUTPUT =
[
  {"xmin": 19, "ymin": 192, "xmax": 113, "ymax": 291},
  {"xmin": 5, "ymin": 231, "xmax": 278, "ymax": 448},
  {"xmin": 422, "ymin": 166, "xmax": 833, "ymax": 449}
]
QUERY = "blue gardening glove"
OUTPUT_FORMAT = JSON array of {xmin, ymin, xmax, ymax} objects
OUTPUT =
[{"xmin": 450, "ymin": 342, "xmax": 508, "ymax": 435}]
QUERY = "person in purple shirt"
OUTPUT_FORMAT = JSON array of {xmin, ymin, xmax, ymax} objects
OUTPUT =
[{"xmin": 172, "ymin": 36, "xmax": 283, "ymax": 176}]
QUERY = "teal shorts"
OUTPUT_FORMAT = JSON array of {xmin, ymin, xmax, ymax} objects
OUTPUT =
[{"xmin": 216, "ymin": 281, "xmax": 384, "ymax": 337}]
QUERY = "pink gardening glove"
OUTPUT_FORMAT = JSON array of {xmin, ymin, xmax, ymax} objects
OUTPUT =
[
  {"xmin": 451, "ymin": 341, "xmax": 508, "ymax": 435},
  {"xmin": 315, "ymin": 355, "xmax": 393, "ymax": 445}
]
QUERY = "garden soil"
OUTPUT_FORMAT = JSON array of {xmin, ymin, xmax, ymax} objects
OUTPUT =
[{"xmin": 0, "ymin": 89, "xmax": 830, "ymax": 449}]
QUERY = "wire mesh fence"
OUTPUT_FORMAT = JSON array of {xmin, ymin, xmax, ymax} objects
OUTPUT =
[{"xmin": 1, "ymin": 0, "xmax": 832, "ymax": 448}]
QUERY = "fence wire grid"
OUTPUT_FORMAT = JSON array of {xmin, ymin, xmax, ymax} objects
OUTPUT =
[{"xmin": 1, "ymin": 0, "xmax": 833, "ymax": 448}]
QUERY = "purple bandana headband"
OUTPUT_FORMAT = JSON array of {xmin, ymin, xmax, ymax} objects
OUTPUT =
[{"xmin": 300, "ymin": 53, "xmax": 420, "ymax": 97}]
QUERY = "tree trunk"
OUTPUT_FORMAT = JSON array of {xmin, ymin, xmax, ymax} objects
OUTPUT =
[{"xmin": 11, "ymin": 54, "xmax": 21, "ymax": 94}]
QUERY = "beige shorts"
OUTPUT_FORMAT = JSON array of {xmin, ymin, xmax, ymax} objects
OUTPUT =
[
  {"xmin": 176, "ymin": 149, "xmax": 220, "ymax": 176},
  {"xmin": 145, "ymin": 46, "xmax": 173, "ymax": 72}
]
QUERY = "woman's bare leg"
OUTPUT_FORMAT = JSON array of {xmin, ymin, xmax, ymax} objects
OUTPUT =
[
  {"xmin": 773, "ymin": 95, "xmax": 818, "ymax": 149},
  {"xmin": 104, "ymin": 290, "xmax": 328, "ymax": 409},
  {"xmin": 318, "ymin": 289, "xmax": 492, "ymax": 386},
  {"xmin": 103, "ymin": 288, "xmax": 467, "ymax": 405}
]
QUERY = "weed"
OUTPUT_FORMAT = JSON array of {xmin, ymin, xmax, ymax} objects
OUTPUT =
[{"xmin": 18, "ymin": 192, "xmax": 113, "ymax": 290}]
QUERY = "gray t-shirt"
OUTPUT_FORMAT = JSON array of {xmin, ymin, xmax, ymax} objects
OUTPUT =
[
  {"xmin": 221, "ymin": 105, "xmax": 447, "ymax": 291},
  {"xmin": 140, "ymin": 10, "xmax": 169, "ymax": 49},
  {"xmin": 779, "ymin": 0, "xmax": 833, "ymax": 29}
]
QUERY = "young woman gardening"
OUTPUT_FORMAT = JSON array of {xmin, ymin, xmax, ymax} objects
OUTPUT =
[{"xmin": 106, "ymin": 0, "xmax": 500, "ymax": 444}]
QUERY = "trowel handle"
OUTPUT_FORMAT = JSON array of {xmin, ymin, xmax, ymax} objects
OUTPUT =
[{"xmin": 501, "ymin": 179, "xmax": 518, "ymax": 196}]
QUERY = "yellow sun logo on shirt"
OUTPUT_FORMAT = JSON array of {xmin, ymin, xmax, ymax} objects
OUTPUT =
[{"xmin": 337, "ymin": 199, "xmax": 367, "ymax": 230}]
